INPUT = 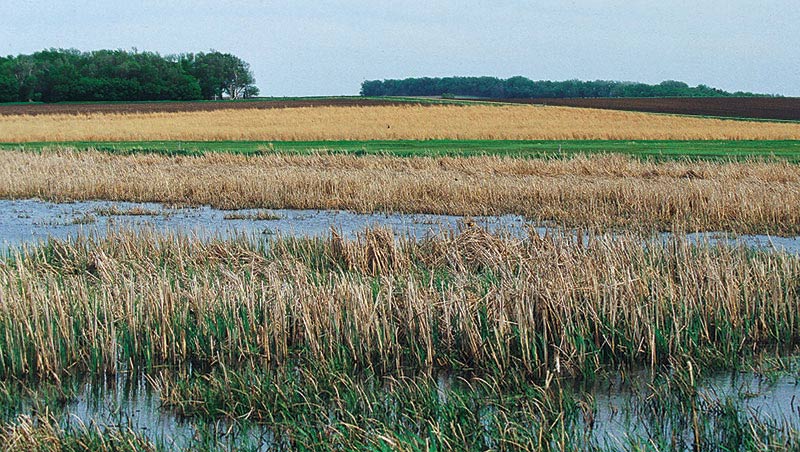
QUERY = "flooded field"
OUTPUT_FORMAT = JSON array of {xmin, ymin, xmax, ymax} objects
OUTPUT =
[
  {"xmin": 0, "ymin": 199, "xmax": 526, "ymax": 253},
  {"xmin": 4, "ymin": 367, "xmax": 798, "ymax": 451},
  {"xmin": 4, "ymin": 373, "xmax": 274, "ymax": 450},
  {"xmin": 2, "ymin": 198, "xmax": 800, "ymax": 450},
  {"xmin": 2, "ymin": 198, "xmax": 799, "ymax": 255},
  {"xmin": 590, "ymin": 368, "xmax": 800, "ymax": 449}
]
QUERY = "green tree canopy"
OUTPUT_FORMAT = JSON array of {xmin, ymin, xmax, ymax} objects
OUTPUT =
[
  {"xmin": 182, "ymin": 51, "xmax": 259, "ymax": 100},
  {"xmin": 0, "ymin": 48, "xmax": 259, "ymax": 103},
  {"xmin": 360, "ymin": 76, "xmax": 768, "ymax": 99},
  {"xmin": 0, "ymin": 57, "xmax": 19, "ymax": 102}
]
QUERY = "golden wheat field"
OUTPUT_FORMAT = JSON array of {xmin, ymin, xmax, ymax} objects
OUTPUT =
[
  {"xmin": 2, "ymin": 104, "xmax": 800, "ymax": 142},
  {"xmin": 2, "ymin": 149, "xmax": 799, "ymax": 234}
]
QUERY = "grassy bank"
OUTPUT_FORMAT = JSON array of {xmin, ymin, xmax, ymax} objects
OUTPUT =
[
  {"xmin": 2, "ymin": 150, "xmax": 800, "ymax": 234},
  {"xmin": 5, "ymin": 139, "xmax": 800, "ymax": 161}
]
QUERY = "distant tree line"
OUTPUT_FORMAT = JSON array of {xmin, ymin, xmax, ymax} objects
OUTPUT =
[
  {"xmin": 360, "ymin": 76, "xmax": 767, "ymax": 98},
  {"xmin": 0, "ymin": 49, "xmax": 258, "ymax": 103}
]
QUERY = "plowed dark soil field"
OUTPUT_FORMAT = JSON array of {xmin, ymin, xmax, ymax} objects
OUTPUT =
[
  {"xmin": 485, "ymin": 97, "xmax": 800, "ymax": 121},
  {"xmin": 0, "ymin": 98, "xmax": 424, "ymax": 116},
  {"xmin": 5, "ymin": 97, "xmax": 799, "ymax": 121}
]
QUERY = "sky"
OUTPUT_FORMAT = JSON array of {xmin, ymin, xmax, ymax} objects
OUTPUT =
[{"xmin": 1, "ymin": 0, "xmax": 798, "ymax": 97}]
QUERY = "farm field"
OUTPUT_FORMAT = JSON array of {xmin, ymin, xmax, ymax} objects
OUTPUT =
[
  {"xmin": 485, "ymin": 96, "xmax": 800, "ymax": 121},
  {"xmin": 3, "ymin": 104, "xmax": 800, "ymax": 142},
  {"xmin": 0, "ymin": 96, "xmax": 456, "ymax": 116},
  {"xmin": 5, "ymin": 139, "xmax": 800, "ymax": 161},
  {"xmin": 6, "ymin": 96, "xmax": 799, "ymax": 122},
  {"xmin": 2, "ymin": 100, "xmax": 800, "ymax": 450}
]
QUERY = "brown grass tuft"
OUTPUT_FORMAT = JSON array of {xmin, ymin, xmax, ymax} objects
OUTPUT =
[{"xmin": 1, "ymin": 150, "xmax": 799, "ymax": 234}]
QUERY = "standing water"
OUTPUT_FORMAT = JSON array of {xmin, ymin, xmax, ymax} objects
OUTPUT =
[{"xmin": 1, "ymin": 199, "xmax": 799, "ymax": 254}]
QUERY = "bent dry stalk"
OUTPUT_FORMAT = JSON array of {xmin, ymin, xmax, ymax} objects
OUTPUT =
[
  {"xmin": 0, "ymin": 226, "xmax": 798, "ymax": 381},
  {"xmin": 0, "ymin": 415, "xmax": 158, "ymax": 452}
]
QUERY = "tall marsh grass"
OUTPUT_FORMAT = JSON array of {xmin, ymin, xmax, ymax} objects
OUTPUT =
[
  {"xmin": 1, "ymin": 150, "xmax": 799, "ymax": 234},
  {"xmin": 0, "ymin": 227, "xmax": 798, "ymax": 381},
  {"xmin": 0, "ymin": 415, "xmax": 158, "ymax": 451},
  {"xmin": 151, "ymin": 363, "xmax": 800, "ymax": 452},
  {"xmin": 2, "ymin": 104, "xmax": 800, "ymax": 142}
]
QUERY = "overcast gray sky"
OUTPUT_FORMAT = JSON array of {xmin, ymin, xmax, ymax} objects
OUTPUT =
[{"xmin": 2, "ymin": 1, "xmax": 798, "ymax": 96}]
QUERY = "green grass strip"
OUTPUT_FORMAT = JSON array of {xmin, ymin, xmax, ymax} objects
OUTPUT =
[{"xmin": 3, "ymin": 139, "xmax": 800, "ymax": 161}]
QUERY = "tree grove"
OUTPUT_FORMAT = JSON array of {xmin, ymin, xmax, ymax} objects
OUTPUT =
[{"xmin": 0, "ymin": 49, "xmax": 259, "ymax": 103}]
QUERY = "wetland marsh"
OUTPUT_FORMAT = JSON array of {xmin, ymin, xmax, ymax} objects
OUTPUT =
[
  {"xmin": 2, "ymin": 102, "xmax": 800, "ymax": 450},
  {"xmin": 2, "ymin": 216, "xmax": 800, "ymax": 450}
]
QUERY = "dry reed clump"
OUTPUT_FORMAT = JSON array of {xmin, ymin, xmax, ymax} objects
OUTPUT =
[
  {"xmin": 93, "ymin": 205, "xmax": 160, "ymax": 216},
  {"xmin": 2, "ymin": 104, "xmax": 800, "ymax": 142},
  {"xmin": 0, "ymin": 227, "xmax": 798, "ymax": 381},
  {"xmin": 2, "ymin": 150, "xmax": 800, "ymax": 234},
  {"xmin": 328, "ymin": 227, "xmax": 409, "ymax": 275},
  {"xmin": 0, "ymin": 415, "xmax": 157, "ymax": 452}
]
